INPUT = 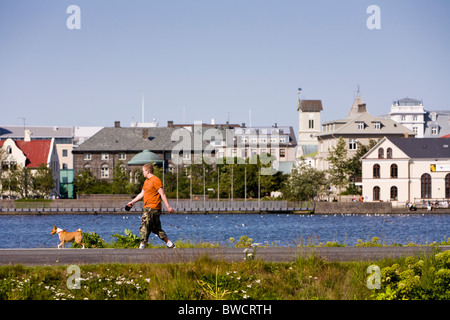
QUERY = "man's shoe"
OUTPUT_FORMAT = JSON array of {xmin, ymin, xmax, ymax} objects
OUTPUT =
[{"xmin": 166, "ymin": 240, "xmax": 175, "ymax": 249}]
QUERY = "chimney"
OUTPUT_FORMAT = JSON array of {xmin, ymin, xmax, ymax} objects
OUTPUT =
[
  {"xmin": 114, "ymin": 121, "xmax": 120, "ymax": 128},
  {"xmin": 358, "ymin": 103, "xmax": 367, "ymax": 113},
  {"xmin": 142, "ymin": 128, "xmax": 148, "ymax": 140},
  {"xmin": 24, "ymin": 129, "xmax": 32, "ymax": 142},
  {"xmin": 167, "ymin": 121, "xmax": 174, "ymax": 128},
  {"xmin": 404, "ymin": 132, "xmax": 409, "ymax": 138},
  {"xmin": 242, "ymin": 123, "xmax": 246, "ymax": 128}
]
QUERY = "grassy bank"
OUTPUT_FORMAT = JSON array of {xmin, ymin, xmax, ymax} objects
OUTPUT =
[{"xmin": 1, "ymin": 249, "xmax": 449, "ymax": 300}]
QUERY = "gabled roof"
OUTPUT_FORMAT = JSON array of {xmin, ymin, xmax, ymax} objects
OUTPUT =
[
  {"xmin": 388, "ymin": 137, "xmax": 450, "ymax": 158},
  {"xmin": 0, "ymin": 139, "xmax": 52, "ymax": 168},
  {"xmin": 362, "ymin": 137, "xmax": 450, "ymax": 159}
]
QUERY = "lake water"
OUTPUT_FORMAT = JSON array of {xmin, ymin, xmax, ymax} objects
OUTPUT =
[{"xmin": 0, "ymin": 213, "xmax": 449, "ymax": 248}]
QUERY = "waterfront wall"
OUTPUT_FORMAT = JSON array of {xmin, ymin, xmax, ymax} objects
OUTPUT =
[
  {"xmin": 314, "ymin": 201, "xmax": 392, "ymax": 214},
  {"xmin": 2, "ymin": 199, "xmax": 448, "ymax": 214}
]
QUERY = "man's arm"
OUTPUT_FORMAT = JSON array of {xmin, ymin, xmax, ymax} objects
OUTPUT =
[
  {"xmin": 127, "ymin": 190, "xmax": 144, "ymax": 207},
  {"xmin": 158, "ymin": 188, "xmax": 174, "ymax": 213}
]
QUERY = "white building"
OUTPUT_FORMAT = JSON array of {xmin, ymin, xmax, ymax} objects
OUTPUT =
[
  {"xmin": 384, "ymin": 97, "xmax": 450, "ymax": 138},
  {"xmin": 361, "ymin": 137, "xmax": 450, "ymax": 203},
  {"xmin": 388, "ymin": 98, "xmax": 426, "ymax": 138},
  {"xmin": 296, "ymin": 98, "xmax": 322, "ymax": 160}
]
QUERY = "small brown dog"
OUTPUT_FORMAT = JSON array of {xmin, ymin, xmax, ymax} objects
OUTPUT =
[{"xmin": 50, "ymin": 225, "xmax": 85, "ymax": 249}]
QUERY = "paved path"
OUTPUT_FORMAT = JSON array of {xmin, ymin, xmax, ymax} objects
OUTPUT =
[{"xmin": 0, "ymin": 246, "xmax": 448, "ymax": 266}]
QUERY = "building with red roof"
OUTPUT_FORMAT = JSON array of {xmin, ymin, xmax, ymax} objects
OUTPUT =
[{"xmin": 0, "ymin": 130, "xmax": 59, "ymax": 198}]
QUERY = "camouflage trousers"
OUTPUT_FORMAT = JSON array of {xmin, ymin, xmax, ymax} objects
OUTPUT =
[{"xmin": 139, "ymin": 207, "xmax": 168, "ymax": 243}]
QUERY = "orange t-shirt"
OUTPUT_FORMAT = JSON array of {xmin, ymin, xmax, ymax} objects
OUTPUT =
[{"xmin": 142, "ymin": 175, "xmax": 163, "ymax": 209}]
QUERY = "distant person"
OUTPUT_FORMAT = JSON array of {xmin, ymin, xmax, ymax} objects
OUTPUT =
[{"xmin": 127, "ymin": 163, "xmax": 175, "ymax": 249}]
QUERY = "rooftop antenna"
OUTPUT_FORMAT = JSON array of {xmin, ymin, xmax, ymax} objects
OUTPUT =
[
  {"xmin": 183, "ymin": 106, "xmax": 186, "ymax": 123},
  {"xmin": 249, "ymin": 109, "xmax": 252, "ymax": 127}
]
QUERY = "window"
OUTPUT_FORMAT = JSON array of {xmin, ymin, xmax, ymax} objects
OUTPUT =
[
  {"xmin": 378, "ymin": 148, "xmax": 384, "ymax": 159},
  {"xmin": 182, "ymin": 152, "xmax": 191, "ymax": 160},
  {"xmin": 401, "ymin": 116, "xmax": 406, "ymax": 121},
  {"xmin": 373, "ymin": 164, "xmax": 380, "ymax": 178},
  {"xmin": 101, "ymin": 164, "xmax": 109, "ymax": 178},
  {"xmin": 387, "ymin": 148, "xmax": 392, "ymax": 159},
  {"xmin": 357, "ymin": 122, "xmax": 364, "ymax": 130},
  {"xmin": 62, "ymin": 149, "xmax": 68, "ymax": 157},
  {"xmin": 390, "ymin": 164, "xmax": 398, "ymax": 178},
  {"xmin": 421, "ymin": 173, "xmax": 431, "ymax": 199},
  {"xmin": 6, "ymin": 146, "xmax": 12, "ymax": 154},
  {"xmin": 84, "ymin": 153, "xmax": 91, "ymax": 160},
  {"xmin": 101, "ymin": 153, "xmax": 110, "ymax": 160},
  {"xmin": 413, "ymin": 127, "xmax": 418, "ymax": 134},
  {"xmin": 390, "ymin": 186, "xmax": 398, "ymax": 201},
  {"xmin": 309, "ymin": 119, "xmax": 314, "ymax": 129},
  {"xmin": 349, "ymin": 139, "xmax": 357, "ymax": 150},
  {"xmin": 413, "ymin": 116, "xmax": 418, "ymax": 121},
  {"xmin": 446, "ymin": 174, "xmax": 450, "ymax": 198},
  {"xmin": 374, "ymin": 122, "xmax": 381, "ymax": 130},
  {"xmin": 62, "ymin": 163, "xmax": 68, "ymax": 169},
  {"xmin": 373, "ymin": 186, "xmax": 380, "ymax": 201},
  {"xmin": 431, "ymin": 127, "xmax": 438, "ymax": 135},
  {"xmin": 280, "ymin": 149, "xmax": 286, "ymax": 158},
  {"xmin": 119, "ymin": 153, "xmax": 126, "ymax": 160}
]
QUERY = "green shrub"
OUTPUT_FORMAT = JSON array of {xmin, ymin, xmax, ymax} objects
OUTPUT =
[
  {"xmin": 372, "ymin": 250, "xmax": 450, "ymax": 300},
  {"xmin": 109, "ymin": 229, "xmax": 141, "ymax": 248},
  {"xmin": 72, "ymin": 232, "xmax": 107, "ymax": 248}
]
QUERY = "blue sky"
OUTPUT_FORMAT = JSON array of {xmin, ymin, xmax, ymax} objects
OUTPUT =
[{"xmin": 1, "ymin": 0, "xmax": 449, "ymax": 134}]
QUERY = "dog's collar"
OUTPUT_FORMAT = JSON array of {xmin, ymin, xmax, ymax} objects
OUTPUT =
[{"xmin": 56, "ymin": 228, "xmax": 66, "ymax": 233}]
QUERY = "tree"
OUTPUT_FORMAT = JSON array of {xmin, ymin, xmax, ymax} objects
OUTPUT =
[
  {"xmin": 326, "ymin": 137, "xmax": 351, "ymax": 200},
  {"xmin": 282, "ymin": 162, "xmax": 327, "ymax": 201},
  {"xmin": 8, "ymin": 164, "xmax": 33, "ymax": 198},
  {"xmin": 111, "ymin": 162, "xmax": 129, "ymax": 194},
  {"xmin": 73, "ymin": 168, "xmax": 98, "ymax": 195},
  {"xmin": 33, "ymin": 164, "xmax": 55, "ymax": 197}
]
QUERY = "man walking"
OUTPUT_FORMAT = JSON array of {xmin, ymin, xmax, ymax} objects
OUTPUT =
[{"xmin": 127, "ymin": 163, "xmax": 175, "ymax": 249}]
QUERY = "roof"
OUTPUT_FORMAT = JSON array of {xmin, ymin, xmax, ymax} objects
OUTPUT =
[
  {"xmin": 346, "ymin": 93, "xmax": 365, "ymax": 118},
  {"xmin": 73, "ymin": 127, "xmax": 211, "ymax": 153},
  {"xmin": 128, "ymin": 150, "xmax": 162, "ymax": 165},
  {"xmin": 424, "ymin": 110, "xmax": 450, "ymax": 138},
  {"xmin": 297, "ymin": 100, "xmax": 323, "ymax": 112},
  {"xmin": 0, "ymin": 126, "xmax": 73, "ymax": 138},
  {"xmin": 318, "ymin": 94, "xmax": 415, "ymax": 137},
  {"xmin": 0, "ymin": 139, "xmax": 52, "ymax": 168},
  {"xmin": 387, "ymin": 137, "xmax": 450, "ymax": 158},
  {"xmin": 396, "ymin": 97, "xmax": 422, "ymax": 106}
]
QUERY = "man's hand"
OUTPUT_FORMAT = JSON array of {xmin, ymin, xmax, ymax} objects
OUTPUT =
[{"xmin": 167, "ymin": 206, "xmax": 174, "ymax": 213}]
